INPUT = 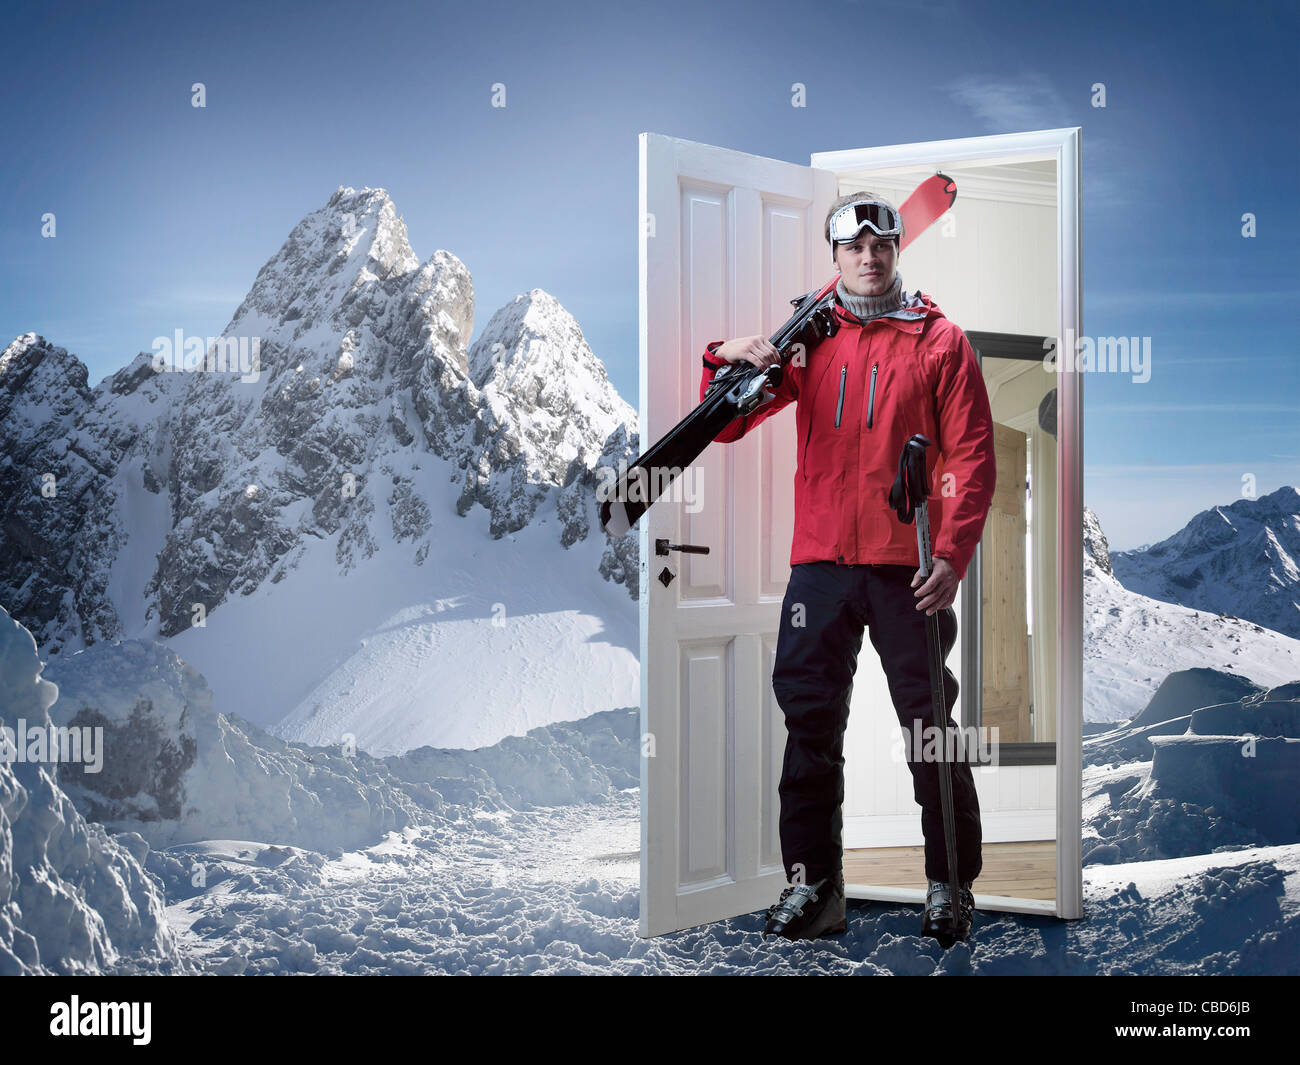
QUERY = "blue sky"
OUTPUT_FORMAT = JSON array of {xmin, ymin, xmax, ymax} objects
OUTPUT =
[{"xmin": 1, "ymin": 0, "xmax": 1296, "ymax": 549}]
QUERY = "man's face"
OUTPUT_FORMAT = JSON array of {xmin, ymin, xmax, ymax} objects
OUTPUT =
[{"xmin": 834, "ymin": 230, "xmax": 898, "ymax": 298}]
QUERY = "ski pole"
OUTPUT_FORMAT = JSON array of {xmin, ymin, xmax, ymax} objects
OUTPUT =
[{"xmin": 888, "ymin": 433, "xmax": 963, "ymax": 936}]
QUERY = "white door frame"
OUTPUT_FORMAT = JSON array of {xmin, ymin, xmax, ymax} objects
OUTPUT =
[
  {"xmin": 810, "ymin": 128, "xmax": 1084, "ymax": 920},
  {"xmin": 639, "ymin": 128, "xmax": 1083, "ymax": 935}
]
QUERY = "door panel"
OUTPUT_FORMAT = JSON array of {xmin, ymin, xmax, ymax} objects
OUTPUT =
[{"xmin": 638, "ymin": 132, "xmax": 835, "ymax": 936}]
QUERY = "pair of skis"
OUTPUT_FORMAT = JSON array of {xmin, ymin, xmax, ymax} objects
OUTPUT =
[
  {"xmin": 598, "ymin": 172, "xmax": 957, "ymax": 538},
  {"xmin": 599, "ymin": 277, "xmax": 840, "ymax": 536}
]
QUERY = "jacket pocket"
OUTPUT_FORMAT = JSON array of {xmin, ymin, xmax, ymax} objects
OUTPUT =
[
  {"xmin": 834, "ymin": 365, "xmax": 847, "ymax": 428},
  {"xmin": 866, "ymin": 363, "xmax": 878, "ymax": 428}
]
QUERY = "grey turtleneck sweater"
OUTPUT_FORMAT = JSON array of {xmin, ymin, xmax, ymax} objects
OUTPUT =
[{"xmin": 836, "ymin": 272, "xmax": 905, "ymax": 321}]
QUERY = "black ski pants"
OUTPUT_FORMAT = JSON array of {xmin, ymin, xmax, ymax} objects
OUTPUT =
[{"xmin": 770, "ymin": 561, "xmax": 982, "ymax": 886}]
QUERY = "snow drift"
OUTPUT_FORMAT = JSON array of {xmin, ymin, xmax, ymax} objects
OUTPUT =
[
  {"xmin": 1083, "ymin": 670, "xmax": 1300, "ymax": 865},
  {"xmin": 36, "ymin": 622, "xmax": 638, "ymax": 854},
  {"xmin": 0, "ymin": 606, "xmax": 186, "ymax": 974}
]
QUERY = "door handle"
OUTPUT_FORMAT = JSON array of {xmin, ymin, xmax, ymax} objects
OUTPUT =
[{"xmin": 656, "ymin": 539, "xmax": 711, "ymax": 556}]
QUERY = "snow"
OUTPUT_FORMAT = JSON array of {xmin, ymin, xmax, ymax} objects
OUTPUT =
[
  {"xmin": 104, "ymin": 457, "xmax": 171, "ymax": 636},
  {"xmin": 3, "ymin": 589, "xmax": 1295, "ymax": 974},
  {"xmin": 0, "ymin": 607, "xmax": 187, "ymax": 975},
  {"xmin": 148, "ymin": 792, "xmax": 1298, "ymax": 976},
  {"xmin": 1083, "ymin": 538, "xmax": 1300, "ymax": 723},
  {"xmin": 41, "ymin": 635, "xmax": 446, "ymax": 854},
  {"xmin": 4, "ymin": 189, "xmax": 1298, "ymax": 973},
  {"xmin": 165, "ymin": 471, "xmax": 637, "ymax": 753}
]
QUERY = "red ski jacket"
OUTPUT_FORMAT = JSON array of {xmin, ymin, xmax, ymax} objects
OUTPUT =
[{"xmin": 699, "ymin": 290, "xmax": 996, "ymax": 581}]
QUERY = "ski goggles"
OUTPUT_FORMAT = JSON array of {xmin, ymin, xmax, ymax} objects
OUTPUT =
[{"xmin": 829, "ymin": 199, "xmax": 902, "ymax": 243}]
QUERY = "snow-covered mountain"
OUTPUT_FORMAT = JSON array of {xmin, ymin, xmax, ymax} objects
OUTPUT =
[
  {"xmin": 1109, "ymin": 486, "xmax": 1300, "ymax": 639},
  {"xmin": 0, "ymin": 187, "xmax": 639, "ymax": 750},
  {"xmin": 0, "ymin": 333, "xmax": 187, "ymax": 652},
  {"xmin": 1082, "ymin": 505, "xmax": 1300, "ymax": 723}
]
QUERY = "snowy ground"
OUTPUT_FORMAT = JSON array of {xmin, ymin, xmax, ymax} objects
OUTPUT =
[
  {"xmin": 140, "ymin": 788, "xmax": 1298, "ymax": 976},
  {"xmin": 7, "ymin": 555, "xmax": 1299, "ymax": 974},
  {"xmin": 166, "ymin": 489, "xmax": 639, "ymax": 754}
]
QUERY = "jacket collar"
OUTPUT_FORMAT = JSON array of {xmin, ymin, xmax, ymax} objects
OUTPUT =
[{"xmin": 833, "ymin": 289, "xmax": 940, "ymax": 333}]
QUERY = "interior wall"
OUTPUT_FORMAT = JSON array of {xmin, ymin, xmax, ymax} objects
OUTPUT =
[{"xmin": 838, "ymin": 165, "xmax": 1056, "ymax": 336}]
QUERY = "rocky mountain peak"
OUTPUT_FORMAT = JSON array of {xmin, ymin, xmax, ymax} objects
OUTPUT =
[
  {"xmin": 0, "ymin": 188, "xmax": 639, "ymax": 653},
  {"xmin": 464, "ymin": 287, "xmax": 635, "ymax": 493},
  {"xmin": 1111, "ymin": 486, "xmax": 1300, "ymax": 638},
  {"xmin": 468, "ymin": 288, "xmax": 631, "ymax": 431},
  {"xmin": 1083, "ymin": 505, "xmax": 1114, "ymax": 580},
  {"xmin": 233, "ymin": 185, "xmax": 421, "ymax": 334},
  {"xmin": 476, "ymin": 288, "xmax": 624, "ymax": 386},
  {"xmin": 0, "ymin": 334, "xmax": 92, "ymax": 426}
]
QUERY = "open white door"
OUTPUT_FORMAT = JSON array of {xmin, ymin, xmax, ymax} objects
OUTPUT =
[
  {"xmin": 639, "ymin": 129, "xmax": 1082, "ymax": 937},
  {"xmin": 637, "ymin": 132, "xmax": 836, "ymax": 936}
]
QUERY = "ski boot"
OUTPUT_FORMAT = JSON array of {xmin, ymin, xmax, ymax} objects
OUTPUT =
[
  {"xmin": 762, "ymin": 870, "xmax": 846, "ymax": 940},
  {"xmin": 921, "ymin": 878, "xmax": 974, "ymax": 948}
]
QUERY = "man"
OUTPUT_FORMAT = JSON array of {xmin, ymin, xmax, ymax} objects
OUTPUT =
[{"xmin": 698, "ymin": 192, "xmax": 997, "ymax": 943}]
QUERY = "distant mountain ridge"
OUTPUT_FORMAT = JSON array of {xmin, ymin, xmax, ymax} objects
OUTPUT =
[
  {"xmin": 1082, "ymin": 503, "xmax": 1299, "ymax": 723},
  {"xmin": 1110, "ymin": 486, "xmax": 1299, "ymax": 639}
]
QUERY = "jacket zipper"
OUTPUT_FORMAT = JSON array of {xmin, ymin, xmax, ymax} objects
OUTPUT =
[
  {"xmin": 834, "ymin": 365, "xmax": 846, "ymax": 428},
  {"xmin": 866, "ymin": 363, "xmax": 878, "ymax": 428}
]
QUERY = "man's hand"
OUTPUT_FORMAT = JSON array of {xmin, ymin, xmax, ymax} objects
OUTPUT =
[
  {"xmin": 715, "ymin": 335, "xmax": 781, "ymax": 369},
  {"xmin": 912, "ymin": 557, "xmax": 958, "ymax": 615}
]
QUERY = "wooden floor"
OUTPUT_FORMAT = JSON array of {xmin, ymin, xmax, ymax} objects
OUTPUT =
[{"xmin": 844, "ymin": 841, "xmax": 1056, "ymax": 900}]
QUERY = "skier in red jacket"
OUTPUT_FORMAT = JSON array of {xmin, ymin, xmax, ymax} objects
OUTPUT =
[{"xmin": 699, "ymin": 192, "xmax": 997, "ymax": 944}]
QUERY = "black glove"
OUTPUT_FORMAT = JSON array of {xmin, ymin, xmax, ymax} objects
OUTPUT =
[{"xmin": 786, "ymin": 303, "xmax": 838, "ymax": 355}]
